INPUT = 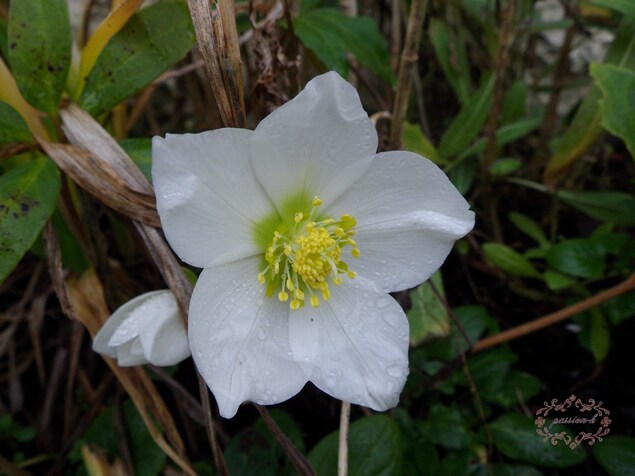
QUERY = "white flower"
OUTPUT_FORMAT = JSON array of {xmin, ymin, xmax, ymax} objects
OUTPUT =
[
  {"xmin": 152, "ymin": 72, "xmax": 474, "ymax": 418},
  {"xmin": 93, "ymin": 290, "xmax": 190, "ymax": 366}
]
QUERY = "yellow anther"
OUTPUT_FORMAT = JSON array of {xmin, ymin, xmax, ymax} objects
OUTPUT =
[
  {"xmin": 335, "ymin": 228, "xmax": 345, "ymax": 237},
  {"xmin": 294, "ymin": 212, "xmax": 303, "ymax": 224},
  {"xmin": 333, "ymin": 276, "xmax": 343, "ymax": 285},
  {"xmin": 347, "ymin": 270, "xmax": 357, "ymax": 279},
  {"xmin": 348, "ymin": 238, "xmax": 357, "ymax": 246},
  {"xmin": 278, "ymin": 291, "xmax": 289, "ymax": 302},
  {"xmin": 312, "ymin": 196, "xmax": 322, "ymax": 206},
  {"xmin": 340, "ymin": 214, "xmax": 352, "ymax": 221},
  {"xmin": 351, "ymin": 248, "xmax": 360, "ymax": 258},
  {"xmin": 290, "ymin": 299, "xmax": 301, "ymax": 310},
  {"xmin": 274, "ymin": 261, "xmax": 280, "ymax": 273},
  {"xmin": 286, "ymin": 278, "xmax": 294, "ymax": 291},
  {"xmin": 294, "ymin": 289, "xmax": 305, "ymax": 300},
  {"xmin": 258, "ymin": 273, "xmax": 265, "ymax": 284},
  {"xmin": 310, "ymin": 295, "xmax": 320, "ymax": 307},
  {"xmin": 322, "ymin": 289, "xmax": 330, "ymax": 301}
]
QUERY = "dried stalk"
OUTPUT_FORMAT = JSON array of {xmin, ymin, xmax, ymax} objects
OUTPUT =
[
  {"xmin": 255, "ymin": 404, "xmax": 316, "ymax": 476},
  {"xmin": 337, "ymin": 401, "xmax": 351, "ymax": 476},
  {"xmin": 187, "ymin": 0, "xmax": 246, "ymax": 127},
  {"xmin": 388, "ymin": 0, "xmax": 429, "ymax": 150},
  {"xmin": 472, "ymin": 273, "xmax": 635, "ymax": 353}
]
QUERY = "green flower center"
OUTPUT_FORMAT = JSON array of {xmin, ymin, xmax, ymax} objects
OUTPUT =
[{"xmin": 257, "ymin": 196, "xmax": 359, "ymax": 310}]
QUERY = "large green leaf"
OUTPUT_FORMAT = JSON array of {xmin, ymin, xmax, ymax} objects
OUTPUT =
[
  {"xmin": 407, "ymin": 271, "xmax": 450, "ymax": 346},
  {"xmin": 438, "ymin": 76, "xmax": 494, "ymax": 158},
  {"xmin": 429, "ymin": 18, "xmax": 472, "ymax": 103},
  {"xmin": 79, "ymin": 0, "xmax": 195, "ymax": 117},
  {"xmin": 401, "ymin": 122, "xmax": 445, "ymax": 164},
  {"xmin": 592, "ymin": 436, "xmax": 635, "ymax": 476},
  {"xmin": 8, "ymin": 0, "xmax": 71, "ymax": 114},
  {"xmin": 308, "ymin": 415, "xmax": 402, "ymax": 476},
  {"xmin": 546, "ymin": 239, "xmax": 606, "ymax": 278},
  {"xmin": 293, "ymin": 9, "xmax": 395, "ymax": 85},
  {"xmin": 591, "ymin": 64, "xmax": 635, "ymax": 158},
  {"xmin": 419, "ymin": 404, "xmax": 471, "ymax": 450},
  {"xmin": 557, "ymin": 190, "xmax": 635, "ymax": 226},
  {"xmin": 491, "ymin": 414, "xmax": 586, "ymax": 468},
  {"xmin": 545, "ymin": 18, "xmax": 635, "ymax": 180},
  {"xmin": 0, "ymin": 101, "xmax": 32, "ymax": 145},
  {"xmin": 0, "ymin": 156, "xmax": 60, "ymax": 284}
]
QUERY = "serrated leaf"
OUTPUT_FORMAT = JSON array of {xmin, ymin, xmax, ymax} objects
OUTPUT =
[
  {"xmin": 591, "ymin": 63, "xmax": 635, "ymax": 158},
  {"xmin": 491, "ymin": 414, "xmax": 587, "ymax": 468},
  {"xmin": 509, "ymin": 212, "xmax": 549, "ymax": 247},
  {"xmin": 0, "ymin": 101, "xmax": 33, "ymax": 145},
  {"xmin": 439, "ymin": 76, "xmax": 494, "ymax": 158},
  {"xmin": 401, "ymin": 122, "xmax": 444, "ymax": 164},
  {"xmin": 79, "ymin": 0, "xmax": 195, "ymax": 117},
  {"xmin": 0, "ymin": 156, "xmax": 60, "ymax": 284},
  {"xmin": 308, "ymin": 415, "xmax": 402, "ymax": 476},
  {"xmin": 294, "ymin": 9, "xmax": 394, "ymax": 85},
  {"xmin": 546, "ymin": 239, "xmax": 606, "ymax": 278},
  {"xmin": 592, "ymin": 436, "xmax": 635, "ymax": 476},
  {"xmin": 482, "ymin": 242, "xmax": 541, "ymax": 278},
  {"xmin": 8, "ymin": 0, "xmax": 71, "ymax": 114},
  {"xmin": 429, "ymin": 18, "xmax": 472, "ymax": 103}
]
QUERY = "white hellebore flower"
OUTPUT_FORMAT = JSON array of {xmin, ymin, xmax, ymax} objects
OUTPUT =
[
  {"xmin": 93, "ymin": 290, "xmax": 190, "ymax": 366},
  {"xmin": 152, "ymin": 72, "xmax": 474, "ymax": 418}
]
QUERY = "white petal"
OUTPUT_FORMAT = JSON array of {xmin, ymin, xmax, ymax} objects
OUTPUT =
[
  {"xmin": 289, "ymin": 277, "xmax": 409, "ymax": 411},
  {"xmin": 326, "ymin": 151, "xmax": 475, "ymax": 292},
  {"xmin": 250, "ymin": 72, "xmax": 377, "ymax": 210},
  {"xmin": 136, "ymin": 292, "xmax": 191, "ymax": 366},
  {"xmin": 152, "ymin": 129, "xmax": 274, "ymax": 268},
  {"xmin": 92, "ymin": 290, "xmax": 189, "ymax": 367},
  {"xmin": 189, "ymin": 258, "xmax": 308, "ymax": 418}
]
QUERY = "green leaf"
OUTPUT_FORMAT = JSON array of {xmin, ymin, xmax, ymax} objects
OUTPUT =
[
  {"xmin": 0, "ymin": 156, "xmax": 60, "ymax": 284},
  {"xmin": 429, "ymin": 18, "xmax": 472, "ymax": 103},
  {"xmin": 448, "ymin": 157, "xmax": 475, "ymax": 195},
  {"xmin": 308, "ymin": 415, "xmax": 402, "ymax": 476},
  {"xmin": 8, "ymin": 0, "xmax": 72, "ymax": 114},
  {"xmin": 489, "ymin": 158, "xmax": 522, "ymax": 176},
  {"xmin": 293, "ymin": 9, "xmax": 394, "ymax": 85},
  {"xmin": 407, "ymin": 271, "xmax": 450, "ymax": 345},
  {"xmin": 482, "ymin": 243, "xmax": 541, "ymax": 278},
  {"xmin": 591, "ymin": 64, "xmax": 635, "ymax": 158},
  {"xmin": 79, "ymin": 0, "xmax": 195, "ymax": 117},
  {"xmin": 0, "ymin": 101, "xmax": 33, "ymax": 145},
  {"xmin": 590, "ymin": 0, "xmax": 635, "ymax": 18},
  {"xmin": 545, "ymin": 18, "xmax": 635, "ymax": 179},
  {"xmin": 491, "ymin": 414, "xmax": 587, "ymax": 468},
  {"xmin": 546, "ymin": 239, "xmax": 606, "ymax": 278},
  {"xmin": 420, "ymin": 405, "xmax": 471, "ymax": 449},
  {"xmin": 509, "ymin": 178, "xmax": 635, "ymax": 226},
  {"xmin": 544, "ymin": 270, "xmax": 576, "ymax": 291},
  {"xmin": 401, "ymin": 122, "xmax": 445, "ymax": 164},
  {"xmin": 589, "ymin": 310, "xmax": 611, "ymax": 362},
  {"xmin": 451, "ymin": 347, "xmax": 517, "ymax": 398},
  {"xmin": 592, "ymin": 436, "xmax": 635, "ymax": 476},
  {"xmin": 509, "ymin": 212, "xmax": 549, "ymax": 247},
  {"xmin": 0, "ymin": 17, "xmax": 8, "ymax": 60},
  {"xmin": 603, "ymin": 292, "xmax": 635, "ymax": 326},
  {"xmin": 120, "ymin": 137, "xmax": 152, "ymax": 182},
  {"xmin": 501, "ymin": 81, "xmax": 527, "ymax": 124},
  {"xmin": 439, "ymin": 76, "xmax": 494, "ymax": 158}
]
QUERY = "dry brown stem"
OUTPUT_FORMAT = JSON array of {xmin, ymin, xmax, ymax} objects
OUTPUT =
[
  {"xmin": 388, "ymin": 0, "xmax": 428, "ymax": 150},
  {"xmin": 187, "ymin": 0, "xmax": 246, "ymax": 127},
  {"xmin": 472, "ymin": 273, "xmax": 635, "ymax": 353}
]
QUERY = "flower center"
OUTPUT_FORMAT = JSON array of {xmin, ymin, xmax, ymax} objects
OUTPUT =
[{"xmin": 258, "ymin": 196, "xmax": 359, "ymax": 310}]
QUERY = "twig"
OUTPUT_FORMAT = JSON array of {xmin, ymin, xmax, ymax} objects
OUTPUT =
[
  {"xmin": 254, "ymin": 404, "xmax": 316, "ymax": 476},
  {"xmin": 472, "ymin": 273, "xmax": 635, "ymax": 353},
  {"xmin": 337, "ymin": 401, "xmax": 351, "ymax": 476},
  {"xmin": 198, "ymin": 378, "xmax": 229, "ymax": 476},
  {"xmin": 388, "ymin": 0, "xmax": 429, "ymax": 150}
]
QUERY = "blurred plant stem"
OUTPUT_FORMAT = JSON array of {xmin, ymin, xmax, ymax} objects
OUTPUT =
[{"xmin": 338, "ymin": 401, "xmax": 351, "ymax": 476}]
